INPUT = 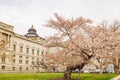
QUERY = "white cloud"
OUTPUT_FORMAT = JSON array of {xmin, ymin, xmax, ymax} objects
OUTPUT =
[{"xmin": 0, "ymin": 0, "xmax": 120, "ymax": 38}]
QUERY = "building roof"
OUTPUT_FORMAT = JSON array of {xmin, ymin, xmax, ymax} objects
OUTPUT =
[{"xmin": 25, "ymin": 25, "xmax": 38, "ymax": 37}]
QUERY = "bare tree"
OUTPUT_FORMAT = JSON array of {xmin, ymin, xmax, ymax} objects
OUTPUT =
[{"xmin": 44, "ymin": 13, "xmax": 120, "ymax": 80}]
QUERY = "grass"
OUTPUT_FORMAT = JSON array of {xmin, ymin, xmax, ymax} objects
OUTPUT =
[
  {"xmin": 0, "ymin": 73, "xmax": 119, "ymax": 80},
  {"xmin": 72, "ymin": 73, "xmax": 119, "ymax": 80},
  {"xmin": 0, "ymin": 73, "xmax": 62, "ymax": 80}
]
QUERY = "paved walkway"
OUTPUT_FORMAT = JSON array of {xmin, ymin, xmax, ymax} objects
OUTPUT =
[{"xmin": 111, "ymin": 75, "xmax": 120, "ymax": 80}]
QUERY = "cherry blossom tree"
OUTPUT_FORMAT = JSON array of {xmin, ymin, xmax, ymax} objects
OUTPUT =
[
  {"xmin": 91, "ymin": 54, "xmax": 111, "ymax": 74},
  {"xmin": 109, "ymin": 22, "xmax": 120, "ymax": 73},
  {"xmin": 44, "ymin": 13, "xmax": 120, "ymax": 80}
]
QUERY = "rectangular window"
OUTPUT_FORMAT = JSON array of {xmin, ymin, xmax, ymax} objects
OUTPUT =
[
  {"xmin": 26, "ymin": 67, "xmax": 28, "ymax": 71},
  {"xmin": 13, "ymin": 67, "xmax": 15, "ymax": 71},
  {"xmin": 37, "ymin": 50, "xmax": 39, "ymax": 55},
  {"xmin": 13, "ymin": 55, "xmax": 15, "ymax": 58},
  {"xmin": 26, "ymin": 56, "xmax": 29, "ymax": 59},
  {"xmin": 32, "ymin": 49, "xmax": 34, "ymax": 54},
  {"xmin": 2, "ymin": 66, "xmax": 5, "ymax": 70},
  {"xmin": 13, "ymin": 59, "xmax": 15, "ymax": 63},
  {"xmin": 26, "ymin": 48, "xmax": 29, "ymax": 54},
  {"xmin": 26, "ymin": 60, "xmax": 29, "ymax": 64},
  {"xmin": 1, "ymin": 54, "xmax": 5, "ymax": 63},
  {"xmin": 32, "ymin": 61, "xmax": 34, "ymax": 65},
  {"xmin": 32, "ymin": 57, "xmax": 34, "ymax": 60},
  {"xmin": 19, "ymin": 56, "xmax": 22, "ymax": 58},
  {"xmin": 13, "ymin": 44, "xmax": 16, "ymax": 51},
  {"xmin": 19, "ymin": 60, "xmax": 22, "ymax": 64},
  {"xmin": 41, "ymin": 50, "xmax": 44, "ymax": 55},
  {"xmin": 20, "ymin": 46, "xmax": 23, "ymax": 53},
  {"xmin": 20, "ymin": 67, "xmax": 22, "ymax": 72}
]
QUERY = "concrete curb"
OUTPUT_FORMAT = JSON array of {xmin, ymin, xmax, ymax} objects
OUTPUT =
[{"xmin": 111, "ymin": 75, "xmax": 120, "ymax": 80}]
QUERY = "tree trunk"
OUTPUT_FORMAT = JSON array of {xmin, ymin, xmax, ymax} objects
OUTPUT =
[
  {"xmin": 99, "ymin": 67, "xmax": 103, "ymax": 74},
  {"xmin": 78, "ymin": 70, "xmax": 81, "ymax": 80},
  {"xmin": 64, "ymin": 68, "xmax": 72, "ymax": 80},
  {"xmin": 114, "ymin": 66, "xmax": 120, "ymax": 73}
]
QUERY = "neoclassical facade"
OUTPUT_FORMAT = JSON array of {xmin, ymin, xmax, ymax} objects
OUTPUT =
[{"xmin": 0, "ymin": 22, "xmax": 47, "ymax": 73}]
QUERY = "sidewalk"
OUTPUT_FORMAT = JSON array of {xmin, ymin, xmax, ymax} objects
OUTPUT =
[{"xmin": 111, "ymin": 75, "xmax": 120, "ymax": 80}]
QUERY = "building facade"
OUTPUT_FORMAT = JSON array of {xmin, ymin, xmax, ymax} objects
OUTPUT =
[{"xmin": 0, "ymin": 22, "xmax": 47, "ymax": 73}]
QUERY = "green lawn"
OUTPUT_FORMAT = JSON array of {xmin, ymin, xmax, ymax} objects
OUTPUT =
[
  {"xmin": 72, "ymin": 73, "xmax": 119, "ymax": 80},
  {"xmin": 0, "ymin": 73, "xmax": 119, "ymax": 80}
]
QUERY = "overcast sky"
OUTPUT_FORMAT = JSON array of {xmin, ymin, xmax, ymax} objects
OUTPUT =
[{"xmin": 0, "ymin": 0, "xmax": 120, "ymax": 38}]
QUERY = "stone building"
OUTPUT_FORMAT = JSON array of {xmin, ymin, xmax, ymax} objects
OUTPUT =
[{"xmin": 0, "ymin": 22, "xmax": 47, "ymax": 73}]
